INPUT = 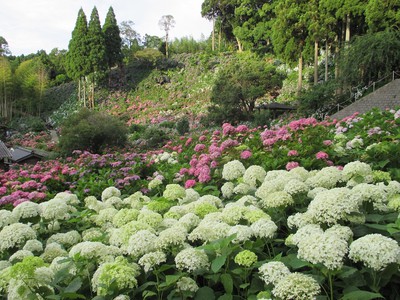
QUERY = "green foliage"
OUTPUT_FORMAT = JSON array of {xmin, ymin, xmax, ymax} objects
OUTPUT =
[
  {"xmin": 66, "ymin": 8, "xmax": 90, "ymax": 80},
  {"xmin": 176, "ymin": 117, "xmax": 190, "ymax": 135},
  {"xmin": 298, "ymin": 80, "xmax": 340, "ymax": 116},
  {"xmin": 338, "ymin": 30, "xmax": 400, "ymax": 87},
  {"xmin": 208, "ymin": 53, "xmax": 283, "ymax": 124},
  {"xmin": 87, "ymin": 7, "xmax": 107, "ymax": 74},
  {"xmin": 103, "ymin": 7, "xmax": 123, "ymax": 69},
  {"xmin": 131, "ymin": 49, "xmax": 164, "ymax": 67},
  {"xmin": 142, "ymin": 126, "xmax": 170, "ymax": 149},
  {"xmin": 58, "ymin": 108, "xmax": 128, "ymax": 154},
  {"xmin": 8, "ymin": 116, "xmax": 46, "ymax": 133}
]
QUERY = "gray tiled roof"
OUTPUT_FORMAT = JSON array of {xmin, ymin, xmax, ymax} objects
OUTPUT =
[{"xmin": 0, "ymin": 140, "xmax": 12, "ymax": 159}]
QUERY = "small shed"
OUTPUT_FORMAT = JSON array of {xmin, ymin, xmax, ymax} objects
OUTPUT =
[
  {"xmin": 9, "ymin": 146, "xmax": 49, "ymax": 165},
  {"xmin": 256, "ymin": 102, "xmax": 297, "ymax": 118},
  {"xmin": 0, "ymin": 141, "xmax": 12, "ymax": 170}
]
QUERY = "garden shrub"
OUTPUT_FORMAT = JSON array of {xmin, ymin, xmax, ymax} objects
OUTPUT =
[
  {"xmin": 142, "ymin": 126, "xmax": 169, "ymax": 149},
  {"xmin": 58, "ymin": 108, "xmax": 128, "ymax": 155},
  {"xmin": 176, "ymin": 117, "xmax": 190, "ymax": 135}
]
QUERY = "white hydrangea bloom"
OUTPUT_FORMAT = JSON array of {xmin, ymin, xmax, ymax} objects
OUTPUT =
[
  {"xmin": 0, "ymin": 210, "xmax": 17, "ymax": 229},
  {"xmin": 92, "ymin": 207, "xmax": 119, "ymax": 227},
  {"xmin": 350, "ymin": 183, "xmax": 388, "ymax": 211},
  {"xmin": 112, "ymin": 208, "xmax": 140, "ymax": 227},
  {"xmin": 289, "ymin": 167, "xmax": 310, "ymax": 182},
  {"xmin": 325, "ymin": 225, "xmax": 353, "ymax": 241},
  {"xmin": 256, "ymin": 177, "xmax": 287, "ymax": 198},
  {"xmin": 195, "ymin": 195, "xmax": 224, "ymax": 208},
  {"xmin": 53, "ymin": 192, "xmax": 80, "ymax": 206},
  {"xmin": 22, "ymin": 239, "xmax": 43, "ymax": 253},
  {"xmin": 127, "ymin": 230, "xmax": 157, "ymax": 258},
  {"xmin": 50, "ymin": 256, "xmax": 78, "ymax": 275},
  {"xmin": 228, "ymin": 225, "xmax": 253, "ymax": 243},
  {"xmin": 237, "ymin": 195, "xmax": 258, "ymax": 206},
  {"xmin": 284, "ymin": 179, "xmax": 309, "ymax": 196},
  {"xmin": 41, "ymin": 242, "xmax": 68, "ymax": 263},
  {"xmin": 101, "ymin": 187, "xmax": 121, "ymax": 201},
  {"xmin": 82, "ymin": 228, "xmax": 105, "ymax": 242},
  {"xmin": 109, "ymin": 221, "xmax": 154, "ymax": 250},
  {"xmin": 0, "ymin": 223, "xmax": 37, "ymax": 252},
  {"xmin": 84, "ymin": 196, "xmax": 105, "ymax": 213},
  {"xmin": 221, "ymin": 182, "xmax": 235, "ymax": 198},
  {"xmin": 156, "ymin": 225, "xmax": 187, "ymax": 250},
  {"xmin": 138, "ymin": 251, "xmax": 167, "ymax": 272},
  {"xmin": 188, "ymin": 220, "xmax": 231, "ymax": 243},
  {"xmin": 222, "ymin": 160, "xmax": 246, "ymax": 181},
  {"xmin": 233, "ymin": 183, "xmax": 254, "ymax": 195},
  {"xmin": 251, "ymin": 219, "xmax": 277, "ymax": 239},
  {"xmin": 287, "ymin": 212, "xmax": 314, "ymax": 229},
  {"xmin": 306, "ymin": 187, "xmax": 327, "ymax": 199},
  {"xmin": 47, "ymin": 231, "xmax": 81, "ymax": 248},
  {"xmin": 384, "ymin": 181, "xmax": 400, "ymax": 197},
  {"xmin": 295, "ymin": 229, "xmax": 349, "ymax": 270},
  {"xmin": 259, "ymin": 261, "xmax": 291, "ymax": 285},
  {"xmin": 264, "ymin": 170, "xmax": 288, "ymax": 182},
  {"xmin": 148, "ymin": 178, "xmax": 163, "ymax": 190},
  {"xmin": 123, "ymin": 191, "xmax": 149, "ymax": 209},
  {"xmin": 0, "ymin": 260, "xmax": 11, "ymax": 271},
  {"xmin": 307, "ymin": 187, "xmax": 360, "ymax": 225},
  {"xmin": 175, "ymin": 247, "xmax": 210, "ymax": 273},
  {"xmin": 244, "ymin": 206, "xmax": 271, "ymax": 224},
  {"xmin": 163, "ymin": 184, "xmax": 186, "ymax": 201},
  {"xmin": 104, "ymin": 196, "xmax": 124, "ymax": 209},
  {"xmin": 158, "ymin": 218, "xmax": 179, "ymax": 231},
  {"xmin": 221, "ymin": 204, "xmax": 248, "ymax": 225},
  {"xmin": 34, "ymin": 266, "xmax": 54, "ymax": 284},
  {"xmin": 113, "ymin": 295, "xmax": 130, "ymax": 300},
  {"xmin": 9, "ymin": 250, "xmax": 34, "ymax": 263},
  {"xmin": 176, "ymin": 276, "xmax": 199, "ymax": 293},
  {"xmin": 92, "ymin": 256, "xmax": 140, "ymax": 296},
  {"xmin": 179, "ymin": 188, "xmax": 200, "ymax": 205},
  {"xmin": 305, "ymin": 166, "xmax": 342, "ymax": 189},
  {"xmin": 12, "ymin": 201, "xmax": 40, "ymax": 221},
  {"xmin": 243, "ymin": 165, "xmax": 267, "ymax": 188},
  {"xmin": 69, "ymin": 241, "xmax": 121, "ymax": 262},
  {"xmin": 178, "ymin": 213, "xmax": 201, "ymax": 232},
  {"xmin": 342, "ymin": 161, "xmax": 373, "ymax": 185},
  {"xmin": 259, "ymin": 191, "xmax": 294, "ymax": 209},
  {"xmin": 137, "ymin": 208, "xmax": 163, "ymax": 229},
  {"xmin": 39, "ymin": 198, "xmax": 76, "ymax": 221},
  {"xmin": 349, "ymin": 234, "xmax": 400, "ymax": 271},
  {"xmin": 272, "ymin": 272, "xmax": 321, "ymax": 300}
]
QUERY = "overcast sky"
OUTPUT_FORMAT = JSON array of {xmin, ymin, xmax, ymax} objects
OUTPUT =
[{"xmin": 0, "ymin": 0, "xmax": 213, "ymax": 56}]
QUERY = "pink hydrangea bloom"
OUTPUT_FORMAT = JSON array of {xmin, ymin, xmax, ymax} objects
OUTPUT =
[
  {"xmin": 194, "ymin": 144, "xmax": 206, "ymax": 152},
  {"xmin": 316, "ymin": 151, "xmax": 329, "ymax": 160},
  {"xmin": 286, "ymin": 161, "xmax": 299, "ymax": 171},
  {"xmin": 287, "ymin": 150, "xmax": 299, "ymax": 157},
  {"xmin": 185, "ymin": 179, "xmax": 197, "ymax": 189},
  {"xmin": 323, "ymin": 140, "xmax": 333, "ymax": 146},
  {"xmin": 240, "ymin": 150, "xmax": 252, "ymax": 159}
]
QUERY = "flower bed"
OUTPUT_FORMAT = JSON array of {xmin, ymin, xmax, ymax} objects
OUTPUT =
[{"xmin": 0, "ymin": 108, "xmax": 399, "ymax": 299}]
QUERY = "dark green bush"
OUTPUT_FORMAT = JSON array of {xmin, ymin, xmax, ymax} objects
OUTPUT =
[
  {"xmin": 58, "ymin": 108, "xmax": 128, "ymax": 155},
  {"xmin": 176, "ymin": 117, "xmax": 190, "ymax": 135},
  {"xmin": 9, "ymin": 116, "xmax": 46, "ymax": 133},
  {"xmin": 142, "ymin": 126, "xmax": 169, "ymax": 149}
]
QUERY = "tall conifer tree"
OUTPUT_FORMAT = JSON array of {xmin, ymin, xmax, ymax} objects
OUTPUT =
[
  {"xmin": 66, "ymin": 9, "xmax": 89, "ymax": 81},
  {"xmin": 87, "ymin": 6, "xmax": 107, "ymax": 74},
  {"xmin": 66, "ymin": 8, "xmax": 89, "ymax": 104},
  {"xmin": 103, "ymin": 6, "xmax": 123, "ymax": 69}
]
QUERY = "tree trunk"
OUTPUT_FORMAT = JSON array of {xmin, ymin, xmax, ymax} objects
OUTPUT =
[
  {"xmin": 236, "ymin": 37, "xmax": 243, "ymax": 52},
  {"xmin": 314, "ymin": 40, "xmax": 319, "ymax": 85},
  {"xmin": 345, "ymin": 14, "xmax": 351, "ymax": 43},
  {"xmin": 325, "ymin": 40, "xmax": 329, "ymax": 82},
  {"xmin": 297, "ymin": 53, "xmax": 303, "ymax": 95},
  {"xmin": 165, "ymin": 32, "xmax": 169, "ymax": 58},
  {"xmin": 212, "ymin": 18, "xmax": 215, "ymax": 52}
]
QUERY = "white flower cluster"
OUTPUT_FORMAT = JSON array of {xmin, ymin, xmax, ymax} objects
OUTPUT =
[
  {"xmin": 152, "ymin": 151, "xmax": 178, "ymax": 164},
  {"xmin": 342, "ymin": 161, "xmax": 373, "ymax": 186},
  {"xmin": 175, "ymin": 247, "xmax": 210, "ymax": 273},
  {"xmin": 92, "ymin": 256, "xmax": 140, "ymax": 296},
  {"xmin": 272, "ymin": 272, "xmax": 321, "ymax": 300},
  {"xmin": 138, "ymin": 251, "xmax": 167, "ymax": 272},
  {"xmin": 47, "ymin": 231, "xmax": 81, "ymax": 248},
  {"xmin": 176, "ymin": 276, "xmax": 199, "ymax": 293},
  {"xmin": 259, "ymin": 261, "xmax": 291, "ymax": 285},
  {"xmin": 39, "ymin": 197, "xmax": 77, "ymax": 221},
  {"xmin": 292, "ymin": 224, "xmax": 351, "ymax": 270},
  {"xmin": 163, "ymin": 184, "xmax": 186, "ymax": 201},
  {"xmin": 305, "ymin": 167, "xmax": 342, "ymax": 189},
  {"xmin": 0, "ymin": 210, "xmax": 17, "ymax": 229},
  {"xmin": 243, "ymin": 165, "xmax": 267, "ymax": 188},
  {"xmin": 222, "ymin": 160, "xmax": 246, "ymax": 180},
  {"xmin": 69, "ymin": 241, "xmax": 121, "ymax": 262},
  {"xmin": 12, "ymin": 201, "xmax": 40, "ymax": 221},
  {"xmin": 0, "ymin": 223, "xmax": 37, "ymax": 252},
  {"xmin": 101, "ymin": 187, "xmax": 121, "ymax": 201},
  {"xmin": 127, "ymin": 230, "xmax": 157, "ymax": 258},
  {"xmin": 349, "ymin": 234, "xmax": 400, "ymax": 271}
]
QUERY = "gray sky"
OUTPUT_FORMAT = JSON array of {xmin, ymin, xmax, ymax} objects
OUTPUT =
[{"xmin": 0, "ymin": 0, "xmax": 213, "ymax": 56}]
